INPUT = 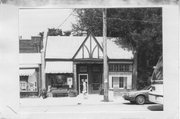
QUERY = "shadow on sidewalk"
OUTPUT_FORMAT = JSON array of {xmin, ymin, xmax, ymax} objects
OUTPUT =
[{"xmin": 147, "ymin": 104, "xmax": 163, "ymax": 111}]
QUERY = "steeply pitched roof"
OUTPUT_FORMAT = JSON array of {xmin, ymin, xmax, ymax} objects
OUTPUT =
[
  {"xmin": 46, "ymin": 36, "xmax": 84, "ymax": 59},
  {"xmin": 45, "ymin": 35, "xmax": 133, "ymax": 60}
]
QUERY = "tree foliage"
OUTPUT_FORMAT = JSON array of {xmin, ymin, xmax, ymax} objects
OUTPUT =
[
  {"xmin": 39, "ymin": 28, "xmax": 72, "ymax": 37},
  {"xmin": 73, "ymin": 8, "xmax": 162, "ymax": 89},
  {"xmin": 48, "ymin": 28, "xmax": 63, "ymax": 36}
]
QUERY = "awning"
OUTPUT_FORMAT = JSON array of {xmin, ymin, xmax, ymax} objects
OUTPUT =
[
  {"xmin": 45, "ymin": 61, "xmax": 73, "ymax": 73},
  {"xmin": 19, "ymin": 64, "xmax": 39, "ymax": 68},
  {"xmin": 19, "ymin": 69, "xmax": 35, "ymax": 76}
]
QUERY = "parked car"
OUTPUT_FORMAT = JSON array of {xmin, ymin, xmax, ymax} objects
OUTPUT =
[{"xmin": 122, "ymin": 86, "xmax": 153, "ymax": 105}]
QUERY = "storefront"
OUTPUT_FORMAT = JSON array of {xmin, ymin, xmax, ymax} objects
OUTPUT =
[
  {"xmin": 19, "ymin": 53, "xmax": 41, "ymax": 97},
  {"xmin": 76, "ymin": 63, "xmax": 103, "ymax": 94},
  {"xmin": 45, "ymin": 33, "xmax": 134, "ymax": 95},
  {"xmin": 45, "ymin": 61, "xmax": 73, "ymax": 90}
]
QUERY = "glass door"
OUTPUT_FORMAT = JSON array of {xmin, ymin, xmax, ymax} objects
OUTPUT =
[
  {"xmin": 91, "ymin": 72, "xmax": 102, "ymax": 94},
  {"xmin": 78, "ymin": 74, "xmax": 88, "ymax": 94}
]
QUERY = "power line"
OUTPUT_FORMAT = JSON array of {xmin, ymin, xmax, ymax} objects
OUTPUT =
[
  {"xmin": 73, "ymin": 14, "xmax": 161, "ymax": 24},
  {"xmin": 57, "ymin": 9, "xmax": 75, "ymax": 29},
  {"xmin": 97, "ymin": 16, "xmax": 161, "ymax": 24}
]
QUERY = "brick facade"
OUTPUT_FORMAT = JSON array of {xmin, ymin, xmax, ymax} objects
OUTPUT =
[
  {"xmin": 19, "ymin": 36, "xmax": 42, "ymax": 53},
  {"xmin": 19, "ymin": 36, "xmax": 42, "ymax": 97}
]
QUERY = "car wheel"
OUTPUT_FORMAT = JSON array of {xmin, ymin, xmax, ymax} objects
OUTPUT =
[{"xmin": 136, "ymin": 95, "xmax": 145, "ymax": 105}]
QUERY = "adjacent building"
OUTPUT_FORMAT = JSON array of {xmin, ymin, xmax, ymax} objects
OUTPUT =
[{"xmin": 19, "ymin": 36, "xmax": 42, "ymax": 97}]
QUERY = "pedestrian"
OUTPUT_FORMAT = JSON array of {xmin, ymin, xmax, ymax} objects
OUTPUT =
[
  {"xmin": 41, "ymin": 89, "xmax": 47, "ymax": 99},
  {"xmin": 82, "ymin": 79, "xmax": 88, "ymax": 99}
]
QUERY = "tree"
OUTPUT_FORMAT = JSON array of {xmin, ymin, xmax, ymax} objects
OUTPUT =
[
  {"xmin": 39, "ymin": 28, "xmax": 73, "ymax": 37},
  {"xmin": 63, "ymin": 30, "xmax": 72, "ymax": 36},
  {"xmin": 48, "ymin": 28, "xmax": 63, "ymax": 36},
  {"xmin": 72, "ymin": 8, "xmax": 162, "ymax": 89}
]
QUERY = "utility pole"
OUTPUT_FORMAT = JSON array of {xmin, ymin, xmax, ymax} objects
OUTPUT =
[
  {"xmin": 103, "ymin": 8, "xmax": 109, "ymax": 102},
  {"xmin": 41, "ymin": 30, "xmax": 48, "ymax": 91}
]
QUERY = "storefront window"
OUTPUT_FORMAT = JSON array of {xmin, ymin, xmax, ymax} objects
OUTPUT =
[
  {"xmin": 47, "ymin": 74, "xmax": 73, "ymax": 89},
  {"xmin": 20, "ymin": 81, "xmax": 28, "ymax": 91},
  {"xmin": 119, "ymin": 77, "xmax": 124, "ymax": 88},
  {"xmin": 20, "ymin": 75, "xmax": 37, "ymax": 92},
  {"xmin": 112, "ymin": 77, "xmax": 127, "ymax": 89}
]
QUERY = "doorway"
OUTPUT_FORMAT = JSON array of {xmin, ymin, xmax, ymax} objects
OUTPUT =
[
  {"xmin": 78, "ymin": 74, "xmax": 88, "ymax": 94},
  {"xmin": 91, "ymin": 72, "xmax": 102, "ymax": 94}
]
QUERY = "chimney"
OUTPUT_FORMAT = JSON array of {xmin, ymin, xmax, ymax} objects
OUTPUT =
[{"xmin": 19, "ymin": 36, "xmax": 22, "ymax": 40}]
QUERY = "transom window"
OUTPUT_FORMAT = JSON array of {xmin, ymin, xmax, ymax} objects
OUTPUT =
[
  {"xmin": 92, "ymin": 66, "xmax": 101, "ymax": 72},
  {"xmin": 109, "ymin": 64, "xmax": 131, "ymax": 72},
  {"xmin": 79, "ymin": 66, "xmax": 88, "ymax": 73}
]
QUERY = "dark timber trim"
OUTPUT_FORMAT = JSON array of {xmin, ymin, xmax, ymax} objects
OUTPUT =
[
  {"xmin": 45, "ymin": 58, "xmax": 72, "ymax": 61},
  {"xmin": 72, "ymin": 33, "xmax": 90, "ymax": 59}
]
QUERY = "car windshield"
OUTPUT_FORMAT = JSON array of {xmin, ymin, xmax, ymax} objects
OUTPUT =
[{"xmin": 142, "ymin": 86, "xmax": 151, "ymax": 90}]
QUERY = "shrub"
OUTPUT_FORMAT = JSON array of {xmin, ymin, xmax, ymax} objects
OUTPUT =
[{"xmin": 68, "ymin": 89, "xmax": 78, "ymax": 97}]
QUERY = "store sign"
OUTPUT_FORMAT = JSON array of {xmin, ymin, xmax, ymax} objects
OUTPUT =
[{"xmin": 67, "ymin": 77, "xmax": 73, "ymax": 88}]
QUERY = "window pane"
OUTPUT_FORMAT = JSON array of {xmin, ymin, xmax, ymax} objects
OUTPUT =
[
  {"xmin": 92, "ymin": 66, "xmax": 101, "ymax": 72},
  {"xmin": 112, "ymin": 77, "xmax": 119, "ymax": 88},
  {"xmin": 120, "ymin": 65, "xmax": 123, "ymax": 71},
  {"xmin": 119, "ymin": 77, "xmax": 124, "ymax": 88},
  {"xmin": 125, "ymin": 65, "xmax": 129, "ymax": 71},
  {"xmin": 109, "ymin": 64, "xmax": 113, "ymax": 71},
  {"xmin": 124, "ymin": 77, "xmax": 127, "ymax": 89},
  {"xmin": 79, "ymin": 66, "xmax": 87, "ymax": 72}
]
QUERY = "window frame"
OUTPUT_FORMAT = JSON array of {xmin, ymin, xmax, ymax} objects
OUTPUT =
[
  {"xmin": 109, "ymin": 75, "xmax": 129, "ymax": 89},
  {"xmin": 109, "ymin": 64, "xmax": 132, "ymax": 72}
]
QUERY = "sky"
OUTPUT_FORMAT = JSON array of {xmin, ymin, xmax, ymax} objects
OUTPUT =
[{"xmin": 19, "ymin": 8, "xmax": 76, "ymax": 39}]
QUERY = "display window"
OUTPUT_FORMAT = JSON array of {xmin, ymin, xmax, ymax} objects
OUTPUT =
[
  {"xmin": 47, "ymin": 73, "xmax": 73, "ymax": 89},
  {"xmin": 19, "ymin": 73, "xmax": 37, "ymax": 92}
]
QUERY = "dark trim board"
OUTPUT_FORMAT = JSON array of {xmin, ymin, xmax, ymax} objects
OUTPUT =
[
  {"xmin": 73, "ymin": 58, "xmax": 103, "ymax": 63},
  {"xmin": 20, "ymin": 67, "xmax": 39, "ymax": 69},
  {"xmin": 72, "ymin": 33, "xmax": 90, "ymax": 59},
  {"xmin": 45, "ymin": 58, "xmax": 72, "ymax": 61},
  {"xmin": 45, "ymin": 58, "xmax": 133, "ymax": 63},
  {"xmin": 113, "ymin": 59, "xmax": 134, "ymax": 62}
]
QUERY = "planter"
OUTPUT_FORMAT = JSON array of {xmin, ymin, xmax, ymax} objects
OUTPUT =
[{"xmin": 68, "ymin": 90, "xmax": 77, "ymax": 97}]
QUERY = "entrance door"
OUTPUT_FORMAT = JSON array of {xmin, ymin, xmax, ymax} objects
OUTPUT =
[
  {"xmin": 78, "ymin": 74, "xmax": 88, "ymax": 94},
  {"xmin": 91, "ymin": 73, "xmax": 102, "ymax": 94}
]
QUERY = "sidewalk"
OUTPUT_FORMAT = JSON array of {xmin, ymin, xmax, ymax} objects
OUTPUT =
[{"xmin": 20, "ymin": 94, "xmax": 126, "ymax": 107}]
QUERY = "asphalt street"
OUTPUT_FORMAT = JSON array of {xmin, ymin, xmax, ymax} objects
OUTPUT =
[{"xmin": 10, "ymin": 95, "xmax": 163, "ymax": 119}]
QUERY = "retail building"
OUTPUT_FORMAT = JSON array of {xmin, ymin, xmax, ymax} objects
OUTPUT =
[{"xmin": 45, "ymin": 33, "xmax": 134, "ymax": 95}]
